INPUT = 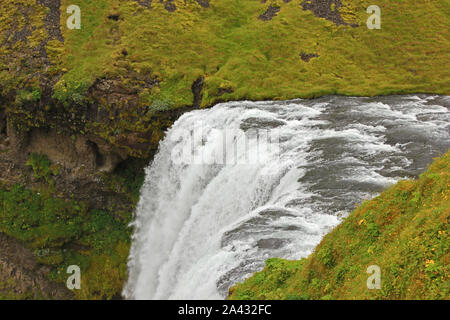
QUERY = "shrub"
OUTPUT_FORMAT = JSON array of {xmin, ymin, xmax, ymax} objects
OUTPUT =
[{"xmin": 25, "ymin": 153, "xmax": 59, "ymax": 184}]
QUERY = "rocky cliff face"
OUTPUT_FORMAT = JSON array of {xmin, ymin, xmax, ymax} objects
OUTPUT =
[{"xmin": 0, "ymin": 233, "xmax": 72, "ymax": 299}]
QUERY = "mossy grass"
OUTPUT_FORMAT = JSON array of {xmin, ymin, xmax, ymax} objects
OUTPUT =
[
  {"xmin": 0, "ymin": 183, "xmax": 132, "ymax": 299},
  {"xmin": 0, "ymin": 154, "xmax": 144, "ymax": 299},
  {"xmin": 2, "ymin": 0, "xmax": 449, "ymax": 110},
  {"xmin": 56, "ymin": 0, "xmax": 450, "ymax": 106}
]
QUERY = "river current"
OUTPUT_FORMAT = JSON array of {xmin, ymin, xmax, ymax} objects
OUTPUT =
[{"xmin": 123, "ymin": 95, "xmax": 450, "ymax": 299}]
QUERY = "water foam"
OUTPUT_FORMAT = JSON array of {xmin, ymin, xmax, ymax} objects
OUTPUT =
[{"xmin": 124, "ymin": 95, "xmax": 450, "ymax": 299}]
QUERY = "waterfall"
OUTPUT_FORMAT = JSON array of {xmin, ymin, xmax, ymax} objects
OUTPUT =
[{"xmin": 124, "ymin": 95, "xmax": 450, "ymax": 299}]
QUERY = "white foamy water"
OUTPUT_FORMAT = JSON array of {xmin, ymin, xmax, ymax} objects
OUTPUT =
[{"xmin": 124, "ymin": 95, "xmax": 450, "ymax": 300}]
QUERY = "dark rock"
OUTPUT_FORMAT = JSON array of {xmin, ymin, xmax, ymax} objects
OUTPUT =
[
  {"xmin": 108, "ymin": 14, "xmax": 120, "ymax": 21},
  {"xmin": 192, "ymin": 76, "xmax": 205, "ymax": 108},
  {"xmin": 300, "ymin": 52, "xmax": 319, "ymax": 62},
  {"xmin": 195, "ymin": 0, "xmax": 210, "ymax": 8},
  {"xmin": 160, "ymin": 0, "xmax": 176, "ymax": 12},
  {"xmin": 259, "ymin": 5, "xmax": 281, "ymax": 21},
  {"xmin": 257, "ymin": 238, "xmax": 288, "ymax": 249},
  {"xmin": 0, "ymin": 233, "xmax": 73, "ymax": 299},
  {"xmin": 300, "ymin": 0, "xmax": 353, "ymax": 26},
  {"xmin": 134, "ymin": 0, "xmax": 152, "ymax": 10}
]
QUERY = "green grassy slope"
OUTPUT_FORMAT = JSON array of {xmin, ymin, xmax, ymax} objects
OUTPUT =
[
  {"xmin": 52, "ymin": 0, "xmax": 450, "ymax": 105},
  {"xmin": 229, "ymin": 151, "xmax": 450, "ymax": 300},
  {"xmin": 0, "ymin": 153, "xmax": 146, "ymax": 299},
  {"xmin": 0, "ymin": 183, "xmax": 131, "ymax": 299},
  {"xmin": 5, "ymin": 0, "xmax": 450, "ymax": 105}
]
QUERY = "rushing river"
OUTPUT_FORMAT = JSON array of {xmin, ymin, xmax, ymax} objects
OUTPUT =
[{"xmin": 123, "ymin": 95, "xmax": 450, "ymax": 299}]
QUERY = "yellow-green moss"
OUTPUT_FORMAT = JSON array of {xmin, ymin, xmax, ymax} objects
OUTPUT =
[
  {"xmin": 49, "ymin": 0, "xmax": 450, "ymax": 101},
  {"xmin": 2, "ymin": 0, "xmax": 450, "ymax": 107},
  {"xmin": 0, "ymin": 183, "xmax": 132, "ymax": 299},
  {"xmin": 0, "ymin": 154, "xmax": 148, "ymax": 300}
]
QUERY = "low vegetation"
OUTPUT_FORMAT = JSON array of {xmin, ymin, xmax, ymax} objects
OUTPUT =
[
  {"xmin": 0, "ymin": 154, "xmax": 144, "ymax": 299},
  {"xmin": 0, "ymin": 183, "xmax": 132, "ymax": 299}
]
